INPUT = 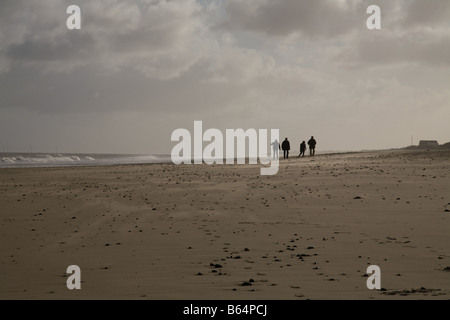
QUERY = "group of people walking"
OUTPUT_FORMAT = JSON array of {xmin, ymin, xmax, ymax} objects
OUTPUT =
[{"xmin": 271, "ymin": 136, "xmax": 317, "ymax": 159}]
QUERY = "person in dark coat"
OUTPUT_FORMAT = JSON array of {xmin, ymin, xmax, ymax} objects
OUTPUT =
[
  {"xmin": 281, "ymin": 138, "xmax": 290, "ymax": 159},
  {"xmin": 307, "ymin": 136, "xmax": 317, "ymax": 156},
  {"xmin": 298, "ymin": 141, "xmax": 306, "ymax": 157}
]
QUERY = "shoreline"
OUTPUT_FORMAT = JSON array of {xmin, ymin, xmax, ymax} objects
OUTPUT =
[{"xmin": 0, "ymin": 147, "xmax": 441, "ymax": 171}]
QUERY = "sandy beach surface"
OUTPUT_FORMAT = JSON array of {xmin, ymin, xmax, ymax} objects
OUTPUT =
[{"xmin": 1, "ymin": 149, "xmax": 449, "ymax": 300}]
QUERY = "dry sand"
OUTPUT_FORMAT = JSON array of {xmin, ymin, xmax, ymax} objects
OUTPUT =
[{"xmin": 1, "ymin": 149, "xmax": 449, "ymax": 299}]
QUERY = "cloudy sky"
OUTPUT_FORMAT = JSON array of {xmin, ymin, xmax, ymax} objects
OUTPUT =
[{"xmin": 1, "ymin": 0, "xmax": 449, "ymax": 154}]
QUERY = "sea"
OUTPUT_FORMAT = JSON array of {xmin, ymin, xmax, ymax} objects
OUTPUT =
[
  {"xmin": 0, "ymin": 150, "xmax": 343, "ymax": 169},
  {"xmin": 0, "ymin": 152, "xmax": 172, "ymax": 169}
]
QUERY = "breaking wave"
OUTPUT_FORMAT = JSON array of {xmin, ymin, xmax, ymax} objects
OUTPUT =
[{"xmin": 0, "ymin": 153, "xmax": 170, "ymax": 168}]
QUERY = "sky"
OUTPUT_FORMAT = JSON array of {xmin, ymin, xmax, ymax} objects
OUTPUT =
[{"xmin": 0, "ymin": 0, "xmax": 449, "ymax": 154}]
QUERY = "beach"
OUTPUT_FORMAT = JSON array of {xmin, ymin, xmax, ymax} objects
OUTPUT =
[{"xmin": 1, "ymin": 149, "xmax": 449, "ymax": 299}]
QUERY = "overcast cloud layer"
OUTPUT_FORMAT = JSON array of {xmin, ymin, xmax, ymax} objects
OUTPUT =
[{"xmin": 1, "ymin": 0, "xmax": 449, "ymax": 154}]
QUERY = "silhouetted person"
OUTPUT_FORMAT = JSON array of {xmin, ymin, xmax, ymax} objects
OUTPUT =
[
  {"xmin": 282, "ymin": 138, "xmax": 290, "ymax": 159},
  {"xmin": 307, "ymin": 136, "xmax": 316, "ymax": 156},
  {"xmin": 271, "ymin": 139, "xmax": 280, "ymax": 159},
  {"xmin": 298, "ymin": 141, "xmax": 306, "ymax": 157}
]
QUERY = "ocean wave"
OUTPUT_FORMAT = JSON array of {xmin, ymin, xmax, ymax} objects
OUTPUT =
[
  {"xmin": 0, "ymin": 153, "xmax": 170, "ymax": 168},
  {"xmin": 0, "ymin": 154, "xmax": 90, "ymax": 164}
]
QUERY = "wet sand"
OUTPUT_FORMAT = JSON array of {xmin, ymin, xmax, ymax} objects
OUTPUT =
[{"xmin": 1, "ymin": 149, "xmax": 449, "ymax": 299}]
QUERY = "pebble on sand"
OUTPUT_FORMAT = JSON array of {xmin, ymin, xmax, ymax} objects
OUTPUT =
[{"xmin": 240, "ymin": 281, "xmax": 252, "ymax": 286}]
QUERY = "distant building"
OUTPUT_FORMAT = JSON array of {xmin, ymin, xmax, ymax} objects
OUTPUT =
[{"xmin": 418, "ymin": 140, "xmax": 439, "ymax": 148}]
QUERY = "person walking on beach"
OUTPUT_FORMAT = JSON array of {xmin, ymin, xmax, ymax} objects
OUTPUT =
[
  {"xmin": 271, "ymin": 139, "xmax": 280, "ymax": 159},
  {"xmin": 282, "ymin": 138, "xmax": 290, "ymax": 159},
  {"xmin": 298, "ymin": 141, "xmax": 306, "ymax": 157},
  {"xmin": 308, "ymin": 136, "xmax": 316, "ymax": 157}
]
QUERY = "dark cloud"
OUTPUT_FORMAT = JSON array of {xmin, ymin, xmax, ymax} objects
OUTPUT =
[
  {"xmin": 7, "ymin": 32, "xmax": 96, "ymax": 62},
  {"xmin": 0, "ymin": 63, "xmax": 249, "ymax": 115},
  {"xmin": 358, "ymin": 32, "xmax": 450, "ymax": 67},
  {"xmin": 0, "ymin": 0, "xmax": 203, "ymax": 75},
  {"xmin": 402, "ymin": 0, "xmax": 450, "ymax": 27},
  {"xmin": 328, "ymin": 26, "xmax": 450, "ymax": 69},
  {"xmin": 218, "ymin": 0, "xmax": 365, "ymax": 39}
]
